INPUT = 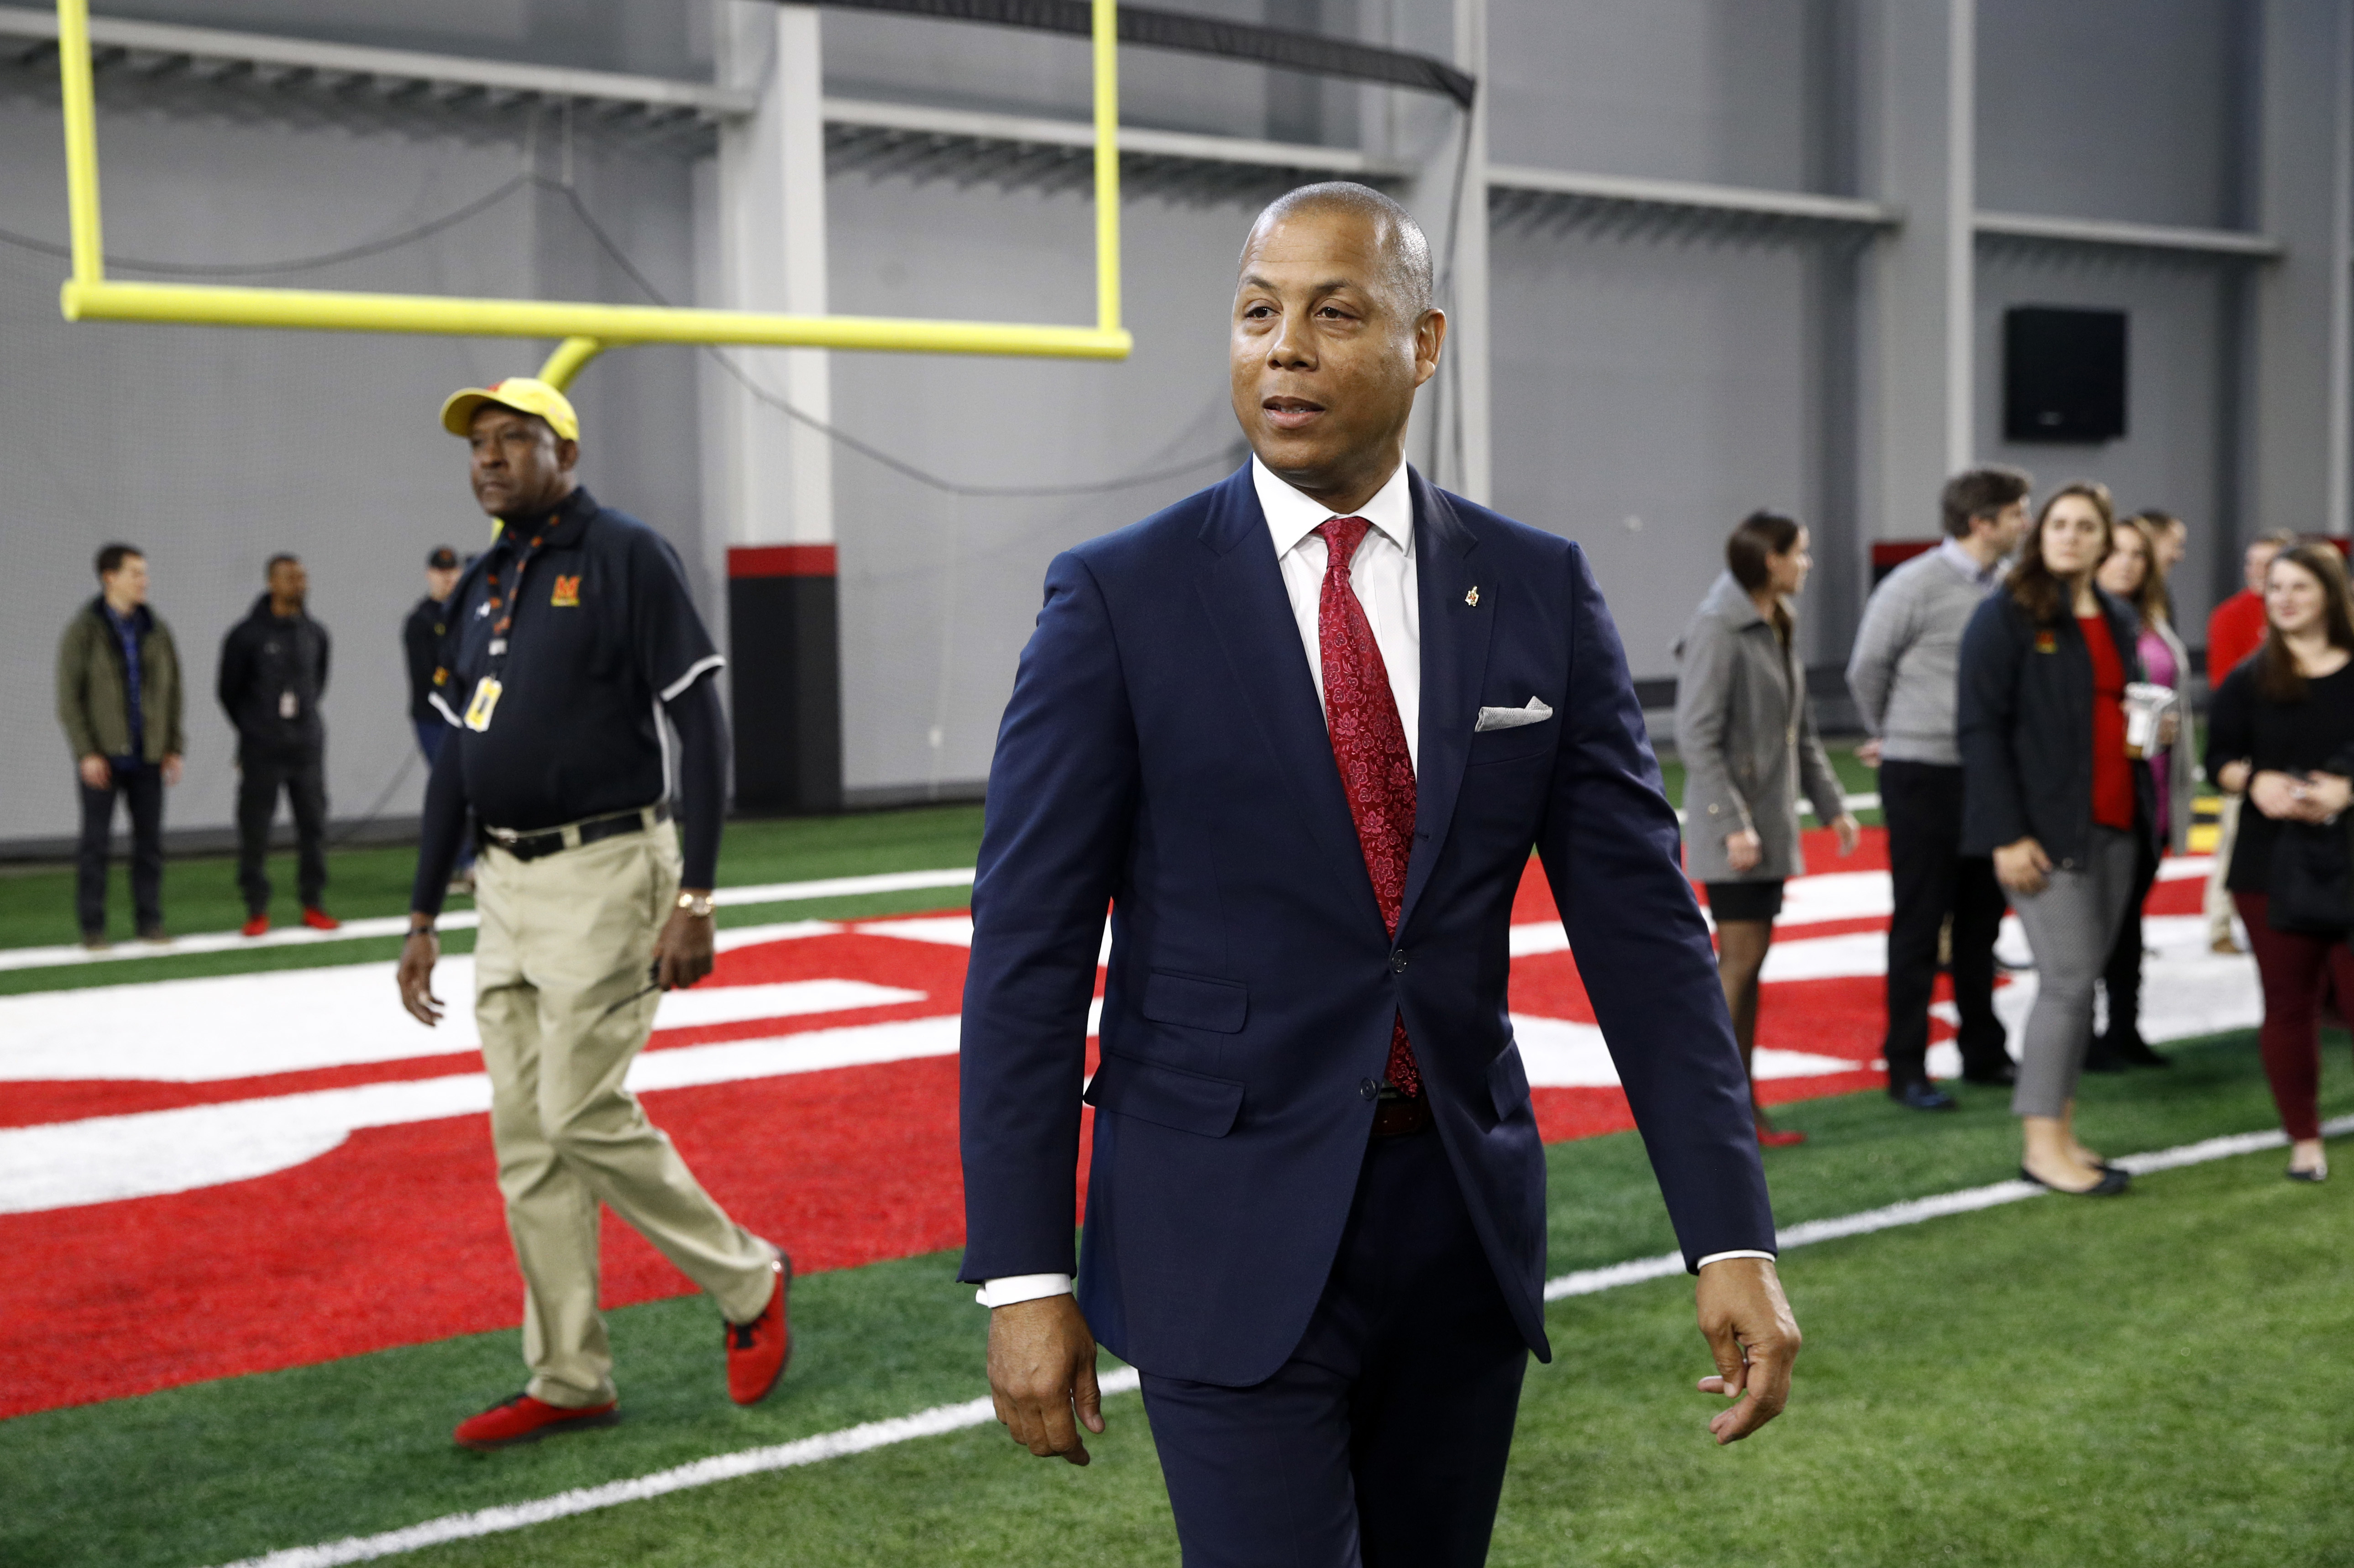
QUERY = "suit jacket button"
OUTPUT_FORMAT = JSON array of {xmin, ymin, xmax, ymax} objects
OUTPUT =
[
  {"xmin": 1360, "ymin": 1078, "xmax": 1380, "ymax": 1101},
  {"xmin": 1390, "ymin": 951, "xmax": 1409, "ymax": 972}
]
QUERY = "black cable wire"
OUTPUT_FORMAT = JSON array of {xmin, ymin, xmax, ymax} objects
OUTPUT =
[
  {"xmin": 325, "ymin": 744, "xmax": 419, "ymax": 849},
  {"xmin": 545, "ymin": 180, "xmax": 1243, "ymax": 498},
  {"xmin": 0, "ymin": 173, "xmax": 533, "ymax": 277}
]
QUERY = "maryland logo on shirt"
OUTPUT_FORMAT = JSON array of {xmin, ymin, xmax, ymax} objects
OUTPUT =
[
  {"xmin": 550, "ymin": 574, "xmax": 582, "ymax": 608},
  {"xmin": 2034, "ymin": 630, "xmax": 2058, "ymax": 654}
]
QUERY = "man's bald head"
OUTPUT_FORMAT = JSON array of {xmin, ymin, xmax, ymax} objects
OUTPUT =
[{"xmin": 1242, "ymin": 182, "xmax": 1432, "ymax": 315}]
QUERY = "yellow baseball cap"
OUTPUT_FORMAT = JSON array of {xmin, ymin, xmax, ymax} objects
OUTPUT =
[{"xmin": 439, "ymin": 377, "xmax": 580, "ymax": 443}]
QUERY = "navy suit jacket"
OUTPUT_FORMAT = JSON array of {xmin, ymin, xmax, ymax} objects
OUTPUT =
[{"xmin": 959, "ymin": 465, "xmax": 1775, "ymax": 1387}]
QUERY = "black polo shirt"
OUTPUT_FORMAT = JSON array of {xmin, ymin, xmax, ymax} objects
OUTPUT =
[{"xmin": 434, "ymin": 487, "xmax": 722, "ymax": 831}]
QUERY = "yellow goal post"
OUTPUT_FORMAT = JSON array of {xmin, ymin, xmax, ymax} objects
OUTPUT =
[{"xmin": 50, "ymin": 0, "xmax": 1132, "ymax": 389}]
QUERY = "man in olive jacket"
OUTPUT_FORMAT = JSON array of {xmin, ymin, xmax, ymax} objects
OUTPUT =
[{"xmin": 56, "ymin": 543, "xmax": 186, "ymax": 946}]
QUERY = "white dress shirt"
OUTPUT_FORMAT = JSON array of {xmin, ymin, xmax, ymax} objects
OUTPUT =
[{"xmin": 978, "ymin": 459, "xmax": 1765, "ymax": 1308}]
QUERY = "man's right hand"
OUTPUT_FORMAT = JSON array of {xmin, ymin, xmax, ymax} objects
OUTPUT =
[
  {"xmin": 397, "ymin": 927, "xmax": 444, "ymax": 1026},
  {"xmin": 77, "ymin": 755, "xmax": 110, "ymax": 790},
  {"xmin": 1855, "ymin": 738, "xmax": 1882, "ymax": 768},
  {"xmin": 986, "ymin": 1293, "xmax": 1104, "ymax": 1466}
]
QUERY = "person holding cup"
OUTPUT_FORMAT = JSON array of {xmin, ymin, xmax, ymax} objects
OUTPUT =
[
  {"xmin": 2204, "ymin": 541, "xmax": 2354, "ymax": 1183},
  {"xmin": 2085, "ymin": 515, "xmax": 2193, "ymax": 1070},
  {"xmin": 1959, "ymin": 482, "xmax": 2157, "ymax": 1195}
]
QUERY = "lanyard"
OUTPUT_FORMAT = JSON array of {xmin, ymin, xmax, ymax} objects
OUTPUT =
[
  {"xmin": 478, "ymin": 518, "xmax": 556, "ymax": 679},
  {"xmin": 460, "ymin": 514, "xmax": 555, "ymax": 733}
]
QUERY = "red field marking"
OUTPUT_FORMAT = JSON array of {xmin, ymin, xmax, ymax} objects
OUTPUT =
[{"xmin": 3, "ymin": 827, "xmax": 2205, "ymax": 1419}]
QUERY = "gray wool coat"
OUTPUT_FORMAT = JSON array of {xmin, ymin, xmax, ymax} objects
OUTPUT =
[{"xmin": 1674, "ymin": 572, "xmax": 1847, "ymax": 884}]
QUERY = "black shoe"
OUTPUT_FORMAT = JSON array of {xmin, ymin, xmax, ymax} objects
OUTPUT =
[
  {"xmin": 2018, "ymin": 1163, "xmax": 2130, "ymax": 1196},
  {"xmin": 2081, "ymin": 1037, "xmax": 2127, "ymax": 1074},
  {"xmin": 2114, "ymin": 1035, "xmax": 2171, "ymax": 1068},
  {"xmin": 1890, "ymin": 1080, "xmax": 1958, "ymax": 1112},
  {"xmin": 1960, "ymin": 1061, "xmax": 2017, "ymax": 1087}
]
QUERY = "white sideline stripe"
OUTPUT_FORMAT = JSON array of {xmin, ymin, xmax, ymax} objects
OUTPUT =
[
  {"xmin": 1541, "ymin": 1112, "xmax": 2354, "ymax": 1302},
  {"xmin": 0, "ymin": 869, "xmax": 977, "ymax": 974},
  {"xmin": 212, "ymin": 1371, "xmax": 1146, "ymax": 1568},
  {"xmin": 207, "ymin": 1114, "xmax": 2349, "ymax": 1568}
]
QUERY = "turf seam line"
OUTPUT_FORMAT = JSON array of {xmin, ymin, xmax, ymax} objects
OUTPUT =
[
  {"xmin": 0, "ymin": 868, "xmax": 979, "ymax": 974},
  {"xmin": 204, "ymin": 1114, "xmax": 2352, "ymax": 1568},
  {"xmin": 1540, "ymin": 1112, "xmax": 2354, "ymax": 1301}
]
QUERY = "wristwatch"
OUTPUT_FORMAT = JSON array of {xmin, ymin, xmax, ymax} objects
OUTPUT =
[{"xmin": 675, "ymin": 892, "xmax": 715, "ymax": 919}]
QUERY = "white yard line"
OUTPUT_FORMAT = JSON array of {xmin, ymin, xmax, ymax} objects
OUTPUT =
[
  {"xmin": 0, "ymin": 869, "xmax": 977, "ymax": 975},
  {"xmin": 204, "ymin": 1111, "xmax": 2353, "ymax": 1568}
]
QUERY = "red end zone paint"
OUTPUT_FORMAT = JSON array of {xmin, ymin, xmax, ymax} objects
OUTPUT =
[{"xmin": 0, "ymin": 830, "xmax": 2210, "ymax": 1418}]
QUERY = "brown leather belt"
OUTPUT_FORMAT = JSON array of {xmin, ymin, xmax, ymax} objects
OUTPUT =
[
  {"xmin": 479, "ymin": 802, "xmax": 670, "ymax": 863},
  {"xmin": 1370, "ymin": 1093, "xmax": 1431, "ymax": 1138}
]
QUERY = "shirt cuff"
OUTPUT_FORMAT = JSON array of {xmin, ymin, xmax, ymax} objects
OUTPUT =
[
  {"xmin": 975, "ymin": 1273, "xmax": 1074, "ymax": 1309},
  {"xmin": 1696, "ymin": 1250, "xmax": 1777, "ymax": 1269}
]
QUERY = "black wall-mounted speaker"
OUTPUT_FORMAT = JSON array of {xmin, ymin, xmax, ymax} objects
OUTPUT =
[{"xmin": 2003, "ymin": 306, "xmax": 2127, "ymax": 444}]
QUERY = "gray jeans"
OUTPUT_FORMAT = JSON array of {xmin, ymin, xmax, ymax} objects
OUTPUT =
[{"xmin": 2008, "ymin": 826, "xmax": 2140, "ymax": 1119}]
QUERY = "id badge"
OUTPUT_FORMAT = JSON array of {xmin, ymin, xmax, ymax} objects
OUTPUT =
[{"xmin": 463, "ymin": 676, "xmax": 504, "ymax": 733}]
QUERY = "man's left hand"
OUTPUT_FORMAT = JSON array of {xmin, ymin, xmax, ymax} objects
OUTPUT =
[
  {"xmin": 1831, "ymin": 813, "xmax": 1861, "ymax": 857},
  {"xmin": 654, "ymin": 893, "xmax": 715, "ymax": 990},
  {"xmin": 1694, "ymin": 1256, "xmax": 1800, "ymax": 1445},
  {"xmin": 162, "ymin": 754, "xmax": 183, "ymax": 787}
]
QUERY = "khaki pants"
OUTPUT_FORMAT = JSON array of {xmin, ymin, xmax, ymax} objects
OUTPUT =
[
  {"xmin": 2205, "ymin": 794, "xmax": 2243, "ymax": 948},
  {"xmin": 473, "ymin": 820, "xmax": 773, "ymax": 1408}
]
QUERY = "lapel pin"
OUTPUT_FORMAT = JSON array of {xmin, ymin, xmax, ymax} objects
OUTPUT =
[{"xmin": 1465, "ymin": 586, "xmax": 1479, "ymax": 607}]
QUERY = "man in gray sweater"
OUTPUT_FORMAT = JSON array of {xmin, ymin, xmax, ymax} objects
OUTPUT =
[{"xmin": 1846, "ymin": 467, "xmax": 2030, "ymax": 1110}]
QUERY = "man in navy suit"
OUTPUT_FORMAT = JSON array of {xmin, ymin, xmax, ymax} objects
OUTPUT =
[{"xmin": 960, "ymin": 183, "xmax": 1800, "ymax": 1566}]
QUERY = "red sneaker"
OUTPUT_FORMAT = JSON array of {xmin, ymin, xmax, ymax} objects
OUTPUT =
[
  {"xmin": 300, "ymin": 907, "xmax": 341, "ymax": 931},
  {"xmin": 452, "ymin": 1392, "xmax": 618, "ymax": 1451},
  {"xmin": 1757, "ymin": 1127, "xmax": 1809, "ymax": 1148},
  {"xmin": 239, "ymin": 913, "xmax": 270, "ymax": 938},
  {"xmin": 726, "ymin": 1255, "xmax": 792, "ymax": 1405}
]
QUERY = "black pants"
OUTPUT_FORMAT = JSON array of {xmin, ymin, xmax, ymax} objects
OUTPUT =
[
  {"xmin": 236, "ymin": 749, "xmax": 327, "ymax": 914},
  {"xmin": 1880, "ymin": 760, "xmax": 2010, "ymax": 1086},
  {"xmin": 1140, "ymin": 1127, "xmax": 1529, "ymax": 1568},
  {"xmin": 76, "ymin": 764, "xmax": 163, "ymax": 937},
  {"xmin": 2098, "ymin": 833, "xmax": 2162, "ymax": 1045}
]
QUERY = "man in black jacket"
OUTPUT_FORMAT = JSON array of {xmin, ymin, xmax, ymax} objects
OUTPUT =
[
  {"xmin": 404, "ymin": 545, "xmax": 475, "ymax": 892},
  {"xmin": 218, "ymin": 552, "xmax": 338, "ymax": 935}
]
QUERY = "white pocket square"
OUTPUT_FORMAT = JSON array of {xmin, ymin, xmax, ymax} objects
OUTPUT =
[{"xmin": 1474, "ymin": 698, "xmax": 1554, "ymax": 732}]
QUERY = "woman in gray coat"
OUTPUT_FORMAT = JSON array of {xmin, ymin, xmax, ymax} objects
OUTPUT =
[{"xmin": 1675, "ymin": 511, "xmax": 1860, "ymax": 1146}]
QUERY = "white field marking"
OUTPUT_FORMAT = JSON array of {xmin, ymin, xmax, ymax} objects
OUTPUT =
[
  {"xmin": 0, "ymin": 970, "xmax": 917, "ymax": 1083},
  {"xmin": 0, "ymin": 869, "xmax": 975, "ymax": 974},
  {"xmin": 1541, "ymin": 1111, "xmax": 2354, "ymax": 1302},
  {"xmin": 204, "ymin": 1112, "xmax": 2353, "ymax": 1568},
  {"xmin": 0, "ymin": 1015, "xmax": 962, "ymax": 1215},
  {"xmin": 1509, "ymin": 1015, "xmax": 1859, "ymax": 1089},
  {"xmin": 210, "ymin": 1371, "xmax": 1148, "ymax": 1568}
]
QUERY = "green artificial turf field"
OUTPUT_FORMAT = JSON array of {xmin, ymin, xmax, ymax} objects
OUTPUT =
[{"xmin": 6, "ymin": 1029, "xmax": 2348, "ymax": 1568}]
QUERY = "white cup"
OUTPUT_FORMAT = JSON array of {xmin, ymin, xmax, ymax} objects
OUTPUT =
[{"xmin": 2124, "ymin": 682, "xmax": 2176, "ymax": 759}]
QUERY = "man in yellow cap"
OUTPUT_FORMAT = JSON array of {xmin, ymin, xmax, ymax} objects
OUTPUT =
[{"xmin": 397, "ymin": 377, "xmax": 792, "ymax": 1450}]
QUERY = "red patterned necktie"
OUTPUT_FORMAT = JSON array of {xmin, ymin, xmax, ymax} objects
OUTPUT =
[{"xmin": 1314, "ymin": 517, "xmax": 1422, "ymax": 1098}]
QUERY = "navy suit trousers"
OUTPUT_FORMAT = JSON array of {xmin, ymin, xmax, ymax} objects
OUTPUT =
[{"xmin": 1141, "ymin": 1126, "xmax": 1528, "ymax": 1568}]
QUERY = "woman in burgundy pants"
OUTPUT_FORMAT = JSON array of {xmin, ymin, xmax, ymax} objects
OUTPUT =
[{"xmin": 2205, "ymin": 541, "xmax": 2354, "ymax": 1182}]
